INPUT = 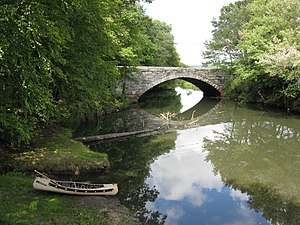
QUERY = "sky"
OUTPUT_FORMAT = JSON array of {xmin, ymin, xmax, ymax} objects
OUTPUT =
[{"xmin": 142, "ymin": 0, "xmax": 238, "ymax": 66}]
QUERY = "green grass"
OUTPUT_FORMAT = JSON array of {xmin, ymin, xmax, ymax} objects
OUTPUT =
[
  {"xmin": 0, "ymin": 172, "xmax": 136, "ymax": 225},
  {"xmin": 0, "ymin": 172, "xmax": 72, "ymax": 225},
  {"xmin": 10, "ymin": 128, "xmax": 110, "ymax": 174},
  {"xmin": 0, "ymin": 128, "xmax": 136, "ymax": 224}
]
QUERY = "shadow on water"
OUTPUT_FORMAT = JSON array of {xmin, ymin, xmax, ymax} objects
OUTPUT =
[{"xmin": 138, "ymin": 86, "xmax": 221, "ymax": 121}]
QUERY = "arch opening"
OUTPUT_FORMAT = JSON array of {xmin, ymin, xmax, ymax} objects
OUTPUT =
[
  {"xmin": 138, "ymin": 78, "xmax": 221, "ymax": 120},
  {"xmin": 139, "ymin": 78, "xmax": 200, "ymax": 102},
  {"xmin": 182, "ymin": 78, "xmax": 221, "ymax": 97},
  {"xmin": 138, "ymin": 77, "xmax": 221, "ymax": 101},
  {"xmin": 138, "ymin": 79, "xmax": 206, "ymax": 115}
]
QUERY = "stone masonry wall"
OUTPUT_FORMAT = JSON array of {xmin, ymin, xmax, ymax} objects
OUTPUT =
[{"xmin": 124, "ymin": 66, "xmax": 226, "ymax": 103}]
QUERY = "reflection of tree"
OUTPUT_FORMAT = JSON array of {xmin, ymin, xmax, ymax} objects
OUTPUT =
[
  {"xmin": 127, "ymin": 182, "xmax": 166, "ymax": 225},
  {"xmin": 75, "ymin": 83, "xmax": 182, "ymax": 137},
  {"xmin": 203, "ymin": 106, "xmax": 300, "ymax": 224},
  {"xmin": 243, "ymin": 184, "xmax": 300, "ymax": 225},
  {"xmin": 74, "ymin": 108, "xmax": 146, "ymax": 137},
  {"xmin": 227, "ymin": 181, "xmax": 300, "ymax": 225},
  {"xmin": 90, "ymin": 132, "xmax": 177, "ymax": 224},
  {"xmin": 139, "ymin": 85, "xmax": 182, "ymax": 116}
]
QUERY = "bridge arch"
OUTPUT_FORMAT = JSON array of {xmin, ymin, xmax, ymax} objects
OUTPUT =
[{"xmin": 124, "ymin": 67, "xmax": 225, "ymax": 103}]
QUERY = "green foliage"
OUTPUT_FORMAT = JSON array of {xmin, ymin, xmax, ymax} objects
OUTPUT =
[
  {"xmin": 142, "ymin": 20, "xmax": 180, "ymax": 67},
  {"xmin": 115, "ymin": 6, "xmax": 180, "ymax": 67},
  {"xmin": 203, "ymin": 0, "xmax": 251, "ymax": 70},
  {"xmin": 203, "ymin": 0, "xmax": 300, "ymax": 112},
  {"xmin": 59, "ymin": 0, "xmax": 120, "ymax": 116},
  {"xmin": 175, "ymin": 80, "xmax": 199, "ymax": 90},
  {"xmin": 0, "ymin": 0, "xmax": 181, "ymax": 147},
  {"xmin": 0, "ymin": 0, "xmax": 70, "ymax": 146}
]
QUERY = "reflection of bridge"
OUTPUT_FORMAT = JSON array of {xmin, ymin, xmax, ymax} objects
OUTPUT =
[
  {"xmin": 75, "ymin": 100, "xmax": 231, "ymax": 142},
  {"xmin": 108, "ymin": 100, "xmax": 229, "ymax": 133},
  {"xmin": 124, "ymin": 67, "xmax": 226, "ymax": 103}
]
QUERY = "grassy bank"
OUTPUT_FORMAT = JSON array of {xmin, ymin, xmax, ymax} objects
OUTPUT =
[
  {"xmin": 7, "ymin": 127, "xmax": 109, "ymax": 175},
  {"xmin": 0, "ymin": 127, "xmax": 137, "ymax": 225},
  {"xmin": 0, "ymin": 172, "xmax": 136, "ymax": 225}
]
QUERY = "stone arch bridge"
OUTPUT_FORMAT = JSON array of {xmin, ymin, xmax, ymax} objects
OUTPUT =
[{"xmin": 124, "ymin": 66, "xmax": 226, "ymax": 103}]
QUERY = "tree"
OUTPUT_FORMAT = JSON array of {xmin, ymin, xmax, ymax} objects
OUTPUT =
[
  {"xmin": 0, "ymin": 0, "xmax": 71, "ymax": 146},
  {"xmin": 115, "ymin": 6, "xmax": 180, "ymax": 67},
  {"xmin": 0, "ymin": 0, "xmax": 181, "ymax": 147},
  {"xmin": 203, "ymin": 0, "xmax": 251, "ymax": 70},
  {"xmin": 145, "ymin": 20, "xmax": 180, "ymax": 67},
  {"xmin": 233, "ymin": 0, "xmax": 300, "ymax": 109},
  {"xmin": 203, "ymin": 0, "xmax": 300, "ymax": 111},
  {"xmin": 58, "ymin": 0, "xmax": 120, "ymax": 117}
]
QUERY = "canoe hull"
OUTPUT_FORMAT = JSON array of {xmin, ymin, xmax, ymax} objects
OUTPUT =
[{"xmin": 33, "ymin": 177, "xmax": 118, "ymax": 196}]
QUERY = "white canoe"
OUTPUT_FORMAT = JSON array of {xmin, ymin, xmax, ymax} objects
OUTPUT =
[{"xmin": 33, "ymin": 171, "xmax": 118, "ymax": 196}]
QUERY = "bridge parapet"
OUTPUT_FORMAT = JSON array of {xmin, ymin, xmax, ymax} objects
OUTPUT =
[{"xmin": 124, "ymin": 66, "xmax": 226, "ymax": 103}]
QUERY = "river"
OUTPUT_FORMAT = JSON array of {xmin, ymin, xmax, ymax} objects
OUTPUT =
[{"xmin": 76, "ymin": 87, "xmax": 300, "ymax": 225}]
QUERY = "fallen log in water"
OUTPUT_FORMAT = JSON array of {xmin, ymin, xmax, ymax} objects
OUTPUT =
[{"xmin": 74, "ymin": 128, "xmax": 160, "ymax": 143}]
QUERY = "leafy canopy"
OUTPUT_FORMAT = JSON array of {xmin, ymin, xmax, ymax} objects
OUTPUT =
[
  {"xmin": 203, "ymin": 0, "xmax": 300, "ymax": 111},
  {"xmin": 0, "ymin": 0, "xmax": 180, "ymax": 147}
]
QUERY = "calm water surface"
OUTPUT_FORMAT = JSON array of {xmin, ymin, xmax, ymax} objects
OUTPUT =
[{"xmin": 80, "ymin": 87, "xmax": 300, "ymax": 225}]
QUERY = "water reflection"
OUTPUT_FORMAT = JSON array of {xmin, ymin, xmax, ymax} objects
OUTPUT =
[
  {"xmin": 147, "ymin": 127, "xmax": 223, "ymax": 206},
  {"xmin": 203, "ymin": 106, "xmax": 300, "ymax": 225},
  {"xmin": 138, "ymin": 88, "xmax": 182, "ymax": 116},
  {"xmin": 139, "ymin": 86, "xmax": 219, "ymax": 121},
  {"xmin": 75, "ymin": 88, "xmax": 220, "ymax": 137},
  {"xmin": 139, "ymin": 86, "xmax": 205, "ymax": 116},
  {"xmin": 145, "ymin": 125, "xmax": 270, "ymax": 225},
  {"xmin": 88, "ymin": 132, "xmax": 178, "ymax": 224},
  {"xmin": 174, "ymin": 87, "xmax": 203, "ymax": 113},
  {"xmin": 81, "ymin": 88, "xmax": 300, "ymax": 224},
  {"xmin": 179, "ymin": 97, "xmax": 221, "ymax": 120}
]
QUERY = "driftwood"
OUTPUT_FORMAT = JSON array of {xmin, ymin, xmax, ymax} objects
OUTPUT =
[{"xmin": 74, "ymin": 128, "xmax": 160, "ymax": 143}]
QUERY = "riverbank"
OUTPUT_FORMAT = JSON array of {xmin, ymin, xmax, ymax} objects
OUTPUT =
[
  {"xmin": 0, "ymin": 172, "xmax": 136, "ymax": 225},
  {"xmin": 2, "ymin": 127, "xmax": 110, "ymax": 174},
  {"xmin": 0, "ymin": 126, "xmax": 137, "ymax": 225}
]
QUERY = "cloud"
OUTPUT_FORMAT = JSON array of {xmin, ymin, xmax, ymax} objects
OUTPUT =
[
  {"xmin": 144, "ymin": 124, "xmax": 270, "ymax": 225},
  {"xmin": 230, "ymin": 189, "xmax": 249, "ymax": 202},
  {"xmin": 146, "ymin": 125, "xmax": 225, "ymax": 207},
  {"xmin": 165, "ymin": 207, "xmax": 185, "ymax": 225},
  {"xmin": 146, "ymin": 202, "xmax": 185, "ymax": 225}
]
